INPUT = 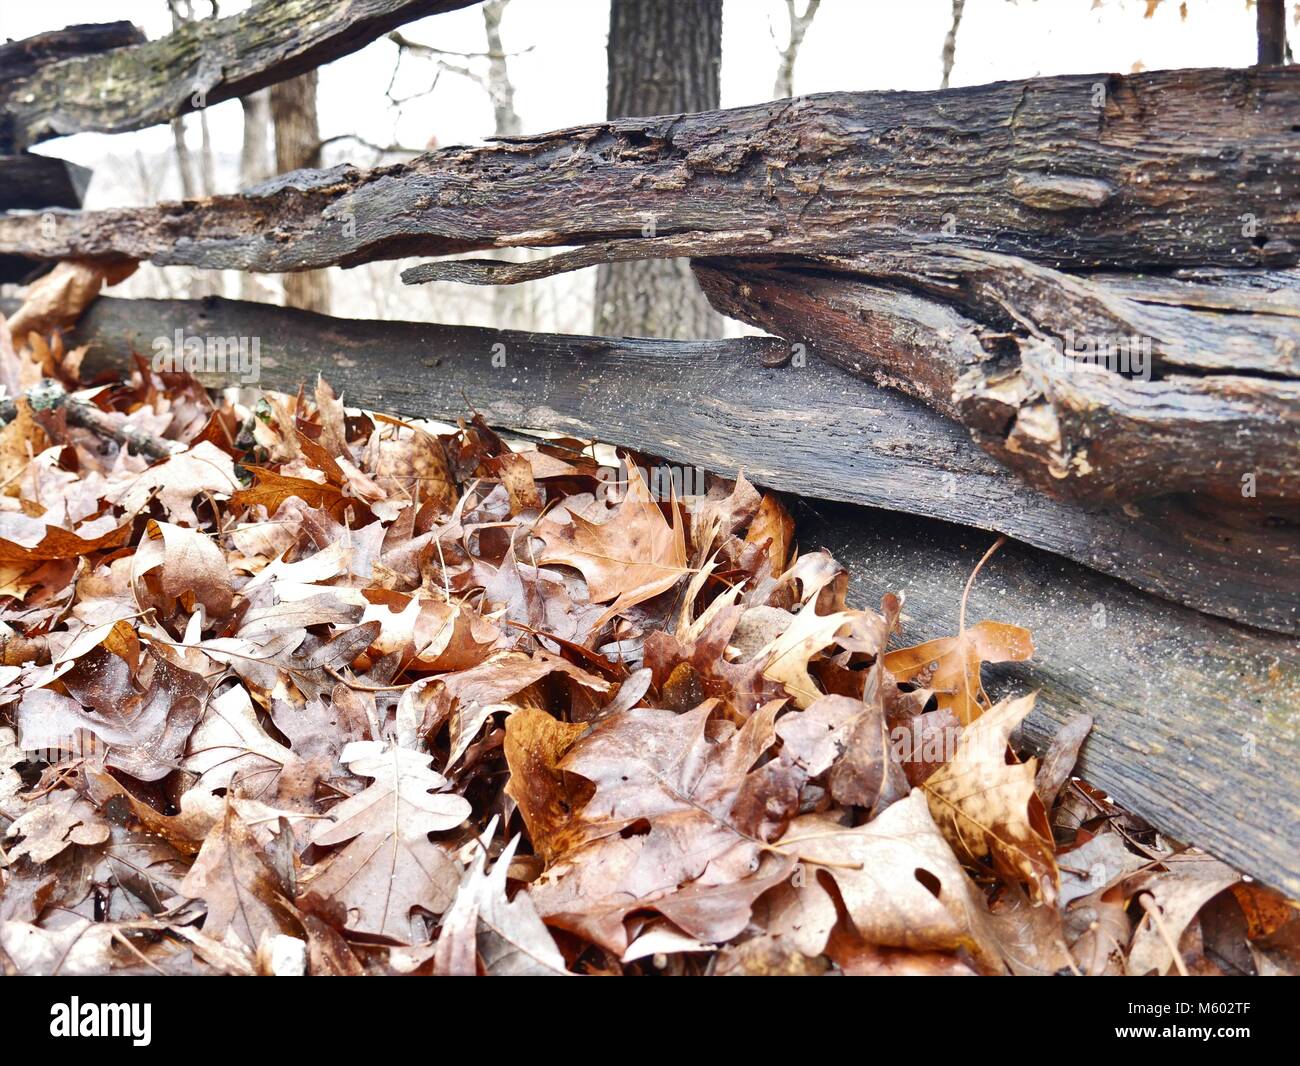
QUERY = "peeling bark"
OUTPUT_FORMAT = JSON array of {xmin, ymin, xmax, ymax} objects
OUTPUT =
[{"xmin": 695, "ymin": 251, "xmax": 1300, "ymax": 504}]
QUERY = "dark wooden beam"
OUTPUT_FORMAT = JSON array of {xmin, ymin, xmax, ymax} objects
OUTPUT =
[
  {"xmin": 0, "ymin": 1, "xmax": 478, "ymax": 151},
  {"xmin": 3, "ymin": 66, "xmax": 1299, "ymax": 269},
  {"xmin": 0, "ymin": 154, "xmax": 92, "ymax": 211},
  {"xmin": 0, "ymin": 152, "xmax": 92, "ymax": 282},
  {"xmin": 54, "ymin": 294, "xmax": 1299, "ymax": 636},
  {"xmin": 0, "ymin": 21, "xmax": 145, "ymax": 85}
]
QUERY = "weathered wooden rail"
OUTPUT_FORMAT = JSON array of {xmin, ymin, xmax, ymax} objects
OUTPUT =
[
  {"xmin": 0, "ymin": 1, "xmax": 476, "ymax": 151},
  {"xmin": 6, "ymin": 66, "xmax": 1299, "ymax": 269},
  {"xmin": 695, "ymin": 254, "xmax": 1300, "ymax": 504},
  {"xmin": 56, "ymin": 294, "xmax": 1300, "ymax": 637}
]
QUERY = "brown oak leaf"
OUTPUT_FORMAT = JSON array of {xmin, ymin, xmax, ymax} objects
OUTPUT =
[{"xmin": 307, "ymin": 741, "xmax": 471, "ymax": 941}]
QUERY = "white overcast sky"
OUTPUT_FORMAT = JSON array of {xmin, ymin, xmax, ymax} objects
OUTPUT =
[{"xmin": 0, "ymin": 0, "xmax": 1286, "ymax": 207}]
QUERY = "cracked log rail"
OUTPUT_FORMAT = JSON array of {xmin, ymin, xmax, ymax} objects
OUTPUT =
[
  {"xmin": 55, "ymin": 294, "xmax": 1300, "ymax": 636},
  {"xmin": 50, "ymin": 295, "xmax": 1300, "ymax": 894},
  {"xmin": 3, "ymin": 66, "xmax": 1300, "ymax": 269},
  {"xmin": 0, "ymin": 0, "xmax": 477, "ymax": 151},
  {"xmin": 695, "ymin": 252, "xmax": 1300, "ymax": 504}
]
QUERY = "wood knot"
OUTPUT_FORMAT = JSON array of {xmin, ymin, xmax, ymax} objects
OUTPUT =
[
  {"xmin": 1008, "ymin": 171, "xmax": 1114, "ymax": 211},
  {"xmin": 758, "ymin": 343, "xmax": 793, "ymax": 368}
]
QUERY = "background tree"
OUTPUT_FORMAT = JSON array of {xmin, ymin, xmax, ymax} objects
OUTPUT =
[
  {"xmin": 773, "ymin": 0, "xmax": 821, "ymax": 99},
  {"xmin": 271, "ymin": 71, "xmax": 331, "ymax": 314},
  {"xmin": 389, "ymin": 0, "xmax": 531, "ymax": 326},
  {"xmin": 941, "ymin": 0, "xmax": 966, "ymax": 89},
  {"xmin": 593, "ymin": 0, "xmax": 725, "ymax": 339},
  {"xmin": 238, "ymin": 90, "xmax": 273, "ymax": 302},
  {"xmin": 166, "ymin": 0, "xmax": 221, "ymax": 299},
  {"xmin": 1256, "ymin": 0, "xmax": 1291, "ymax": 64}
]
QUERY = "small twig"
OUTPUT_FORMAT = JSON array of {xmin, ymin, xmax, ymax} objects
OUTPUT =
[
  {"xmin": 0, "ymin": 380, "xmax": 181, "ymax": 460},
  {"xmin": 316, "ymin": 133, "xmax": 424, "ymax": 158},
  {"xmin": 323, "ymin": 664, "xmax": 412, "ymax": 693},
  {"xmin": 387, "ymin": 30, "xmax": 532, "ymax": 62},
  {"xmin": 958, "ymin": 535, "xmax": 1005, "ymax": 635},
  {"xmin": 1138, "ymin": 893, "xmax": 1191, "ymax": 977}
]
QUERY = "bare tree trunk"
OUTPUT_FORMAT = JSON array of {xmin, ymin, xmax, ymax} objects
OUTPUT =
[
  {"xmin": 167, "ymin": 0, "xmax": 197, "ymax": 200},
  {"xmin": 482, "ymin": 0, "xmax": 521, "ymax": 137},
  {"xmin": 197, "ymin": 109, "xmax": 216, "ymax": 196},
  {"xmin": 167, "ymin": 0, "xmax": 221, "ymax": 299},
  {"xmin": 239, "ymin": 90, "xmax": 274, "ymax": 302},
  {"xmin": 270, "ymin": 71, "xmax": 331, "ymax": 314},
  {"xmin": 1257, "ymin": 0, "xmax": 1290, "ymax": 65},
  {"xmin": 593, "ymin": 0, "xmax": 724, "ymax": 339},
  {"xmin": 482, "ymin": 0, "xmax": 528, "ymax": 328},
  {"xmin": 170, "ymin": 117, "xmax": 197, "ymax": 199},
  {"xmin": 941, "ymin": 0, "xmax": 966, "ymax": 89},
  {"xmin": 240, "ymin": 90, "xmax": 272, "ymax": 194},
  {"xmin": 773, "ymin": 0, "xmax": 821, "ymax": 100}
]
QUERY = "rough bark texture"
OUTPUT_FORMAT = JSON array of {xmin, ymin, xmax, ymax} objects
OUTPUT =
[
  {"xmin": 41, "ymin": 293, "xmax": 1300, "ymax": 896},
  {"xmin": 0, "ymin": 21, "xmax": 144, "ymax": 86},
  {"xmin": 0, "ymin": 0, "xmax": 477, "ymax": 151},
  {"xmin": 270, "ymin": 72, "xmax": 331, "ymax": 314},
  {"xmin": 694, "ymin": 253, "xmax": 1300, "ymax": 505},
  {"xmin": 593, "ymin": 0, "xmax": 727, "ymax": 339},
  {"xmin": 50, "ymin": 294, "xmax": 1300, "ymax": 637},
  {"xmin": 5, "ymin": 67, "xmax": 1298, "ymax": 273}
]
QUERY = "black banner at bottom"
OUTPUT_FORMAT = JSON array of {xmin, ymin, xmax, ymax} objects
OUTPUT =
[{"xmin": 0, "ymin": 974, "xmax": 1285, "ymax": 1054}]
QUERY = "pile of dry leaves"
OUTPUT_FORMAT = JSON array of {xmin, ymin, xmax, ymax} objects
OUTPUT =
[{"xmin": 0, "ymin": 316, "xmax": 1294, "ymax": 976}]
